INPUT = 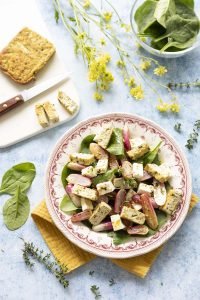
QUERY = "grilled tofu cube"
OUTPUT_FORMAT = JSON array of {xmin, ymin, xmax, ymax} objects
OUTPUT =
[
  {"xmin": 94, "ymin": 128, "xmax": 113, "ymax": 149},
  {"xmin": 89, "ymin": 143, "xmax": 108, "ymax": 159},
  {"xmin": 43, "ymin": 101, "xmax": 59, "ymax": 123},
  {"xmin": 127, "ymin": 138, "xmax": 149, "ymax": 160},
  {"xmin": 72, "ymin": 184, "xmax": 98, "ymax": 201},
  {"xmin": 160, "ymin": 189, "xmax": 182, "ymax": 215},
  {"xmin": 96, "ymin": 181, "xmax": 115, "ymax": 196},
  {"xmin": 89, "ymin": 202, "xmax": 112, "ymax": 225},
  {"xmin": 35, "ymin": 104, "xmax": 49, "ymax": 128},
  {"xmin": 145, "ymin": 163, "xmax": 170, "ymax": 183},
  {"xmin": 81, "ymin": 198, "xmax": 93, "ymax": 211},
  {"xmin": 58, "ymin": 91, "xmax": 78, "ymax": 115},
  {"xmin": 96, "ymin": 159, "xmax": 108, "ymax": 174},
  {"xmin": 121, "ymin": 161, "xmax": 133, "ymax": 179},
  {"xmin": 111, "ymin": 214, "xmax": 126, "ymax": 231},
  {"xmin": 82, "ymin": 166, "xmax": 97, "ymax": 178},
  {"xmin": 132, "ymin": 163, "xmax": 143, "ymax": 180},
  {"xmin": 120, "ymin": 206, "xmax": 145, "ymax": 224},
  {"xmin": 137, "ymin": 183, "xmax": 154, "ymax": 195},
  {"xmin": 113, "ymin": 177, "xmax": 137, "ymax": 189},
  {"xmin": 70, "ymin": 153, "xmax": 95, "ymax": 166},
  {"xmin": 109, "ymin": 154, "xmax": 119, "ymax": 169}
]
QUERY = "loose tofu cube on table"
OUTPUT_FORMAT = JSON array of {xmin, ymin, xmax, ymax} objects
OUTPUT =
[
  {"xmin": 137, "ymin": 183, "xmax": 154, "ymax": 195},
  {"xmin": 89, "ymin": 202, "xmax": 112, "ymax": 225},
  {"xmin": 81, "ymin": 198, "xmax": 93, "ymax": 211},
  {"xmin": 94, "ymin": 128, "xmax": 113, "ymax": 149},
  {"xmin": 96, "ymin": 159, "xmax": 108, "ymax": 174},
  {"xmin": 127, "ymin": 137, "xmax": 150, "ymax": 160},
  {"xmin": 82, "ymin": 166, "xmax": 97, "ymax": 178},
  {"xmin": 96, "ymin": 181, "xmax": 115, "ymax": 196},
  {"xmin": 35, "ymin": 104, "xmax": 49, "ymax": 128},
  {"xmin": 160, "ymin": 189, "xmax": 182, "ymax": 215},
  {"xmin": 43, "ymin": 101, "xmax": 59, "ymax": 123},
  {"xmin": 72, "ymin": 184, "xmax": 98, "ymax": 201},
  {"xmin": 58, "ymin": 91, "xmax": 78, "ymax": 115},
  {"xmin": 120, "ymin": 206, "xmax": 145, "ymax": 224},
  {"xmin": 111, "ymin": 214, "xmax": 126, "ymax": 231},
  {"xmin": 132, "ymin": 163, "xmax": 143, "ymax": 180},
  {"xmin": 70, "ymin": 153, "xmax": 95, "ymax": 166}
]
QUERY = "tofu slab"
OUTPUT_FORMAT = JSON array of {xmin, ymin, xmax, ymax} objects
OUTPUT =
[
  {"xmin": 35, "ymin": 104, "xmax": 49, "ymax": 128},
  {"xmin": 43, "ymin": 101, "xmax": 59, "ymax": 123},
  {"xmin": 120, "ymin": 206, "xmax": 145, "ymax": 224},
  {"xmin": 89, "ymin": 202, "xmax": 112, "ymax": 225},
  {"xmin": 58, "ymin": 91, "xmax": 78, "ymax": 115},
  {"xmin": 72, "ymin": 184, "xmax": 98, "ymax": 201},
  {"xmin": 160, "ymin": 189, "xmax": 182, "ymax": 215},
  {"xmin": 70, "ymin": 153, "xmax": 95, "ymax": 166},
  {"xmin": 94, "ymin": 128, "xmax": 113, "ymax": 149}
]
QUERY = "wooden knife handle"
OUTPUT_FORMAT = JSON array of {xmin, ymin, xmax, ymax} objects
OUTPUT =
[{"xmin": 0, "ymin": 95, "xmax": 24, "ymax": 116}]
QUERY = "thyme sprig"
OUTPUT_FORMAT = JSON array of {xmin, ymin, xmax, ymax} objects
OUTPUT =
[
  {"xmin": 174, "ymin": 123, "xmax": 182, "ymax": 133},
  {"xmin": 90, "ymin": 285, "xmax": 101, "ymax": 299},
  {"xmin": 109, "ymin": 278, "xmax": 116, "ymax": 286},
  {"xmin": 21, "ymin": 239, "xmax": 69, "ymax": 288},
  {"xmin": 168, "ymin": 79, "xmax": 200, "ymax": 89},
  {"xmin": 186, "ymin": 120, "xmax": 200, "ymax": 150}
]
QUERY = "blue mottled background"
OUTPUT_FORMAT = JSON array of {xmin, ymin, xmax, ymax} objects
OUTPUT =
[{"xmin": 0, "ymin": 0, "xmax": 200, "ymax": 299}]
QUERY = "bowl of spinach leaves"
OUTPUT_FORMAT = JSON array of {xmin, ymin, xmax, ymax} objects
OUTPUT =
[{"xmin": 130, "ymin": 0, "xmax": 200, "ymax": 58}]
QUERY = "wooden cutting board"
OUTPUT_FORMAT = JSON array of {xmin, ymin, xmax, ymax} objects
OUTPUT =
[{"xmin": 0, "ymin": 0, "xmax": 80, "ymax": 148}]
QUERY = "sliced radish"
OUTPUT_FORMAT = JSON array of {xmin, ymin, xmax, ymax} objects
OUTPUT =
[
  {"xmin": 66, "ymin": 184, "xmax": 81, "ymax": 207},
  {"xmin": 153, "ymin": 180, "xmax": 167, "ymax": 206},
  {"xmin": 114, "ymin": 189, "xmax": 126, "ymax": 213},
  {"xmin": 127, "ymin": 225, "xmax": 149, "ymax": 235},
  {"xmin": 66, "ymin": 184, "xmax": 73, "ymax": 194},
  {"xmin": 89, "ymin": 143, "xmax": 108, "ymax": 159},
  {"xmin": 67, "ymin": 162, "xmax": 85, "ymax": 171},
  {"xmin": 138, "ymin": 170, "xmax": 152, "ymax": 182},
  {"xmin": 92, "ymin": 222, "xmax": 113, "ymax": 232},
  {"xmin": 140, "ymin": 193, "xmax": 158, "ymax": 230},
  {"xmin": 123, "ymin": 125, "xmax": 131, "ymax": 151},
  {"xmin": 149, "ymin": 197, "xmax": 159, "ymax": 208},
  {"xmin": 126, "ymin": 189, "xmax": 136, "ymax": 202},
  {"xmin": 71, "ymin": 209, "xmax": 92, "ymax": 222},
  {"xmin": 67, "ymin": 174, "xmax": 91, "ymax": 187},
  {"xmin": 132, "ymin": 194, "xmax": 141, "ymax": 203}
]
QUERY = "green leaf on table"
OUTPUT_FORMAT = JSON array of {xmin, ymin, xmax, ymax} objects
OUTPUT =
[
  {"xmin": 147, "ymin": 210, "xmax": 169, "ymax": 236},
  {"xmin": 79, "ymin": 134, "xmax": 95, "ymax": 153},
  {"xmin": 134, "ymin": 0, "xmax": 157, "ymax": 33},
  {"xmin": 3, "ymin": 186, "xmax": 30, "ymax": 230},
  {"xmin": 154, "ymin": 0, "xmax": 176, "ymax": 28},
  {"xmin": 60, "ymin": 194, "xmax": 78, "ymax": 213},
  {"xmin": 106, "ymin": 128, "xmax": 124, "ymax": 156},
  {"xmin": 92, "ymin": 169, "xmax": 117, "ymax": 186},
  {"xmin": 138, "ymin": 141, "xmax": 162, "ymax": 165},
  {"xmin": 108, "ymin": 231, "xmax": 131, "ymax": 245},
  {"xmin": 0, "ymin": 162, "xmax": 36, "ymax": 195}
]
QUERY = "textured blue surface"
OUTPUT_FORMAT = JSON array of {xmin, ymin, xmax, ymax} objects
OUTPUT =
[{"xmin": 0, "ymin": 1, "xmax": 200, "ymax": 299}]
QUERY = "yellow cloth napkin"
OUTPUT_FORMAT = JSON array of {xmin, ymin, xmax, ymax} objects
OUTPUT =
[{"xmin": 31, "ymin": 194, "xmax": 199, "ymax": 278}]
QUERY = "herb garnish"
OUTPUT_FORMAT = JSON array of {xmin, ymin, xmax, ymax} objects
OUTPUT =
[
  {"xmin": 174, "ymin": 123, "xmax": 181, "ymax": 133},
  {"xmin": 90, "ymin": 285, "xmax": 101, "ymax": 299},
  {"xmin": 21, "ymin": 239, "xmax": 69, "ymax": 288},
  {"xmin": 109, "ymin": 278, "xmax": 116, "ymax": 286},
  {"xmin": 89, "ymin": 270, "xmax": 95, "ymax": 276},
  {"xmin": 185, "ymin": 120, "xmax": 200, "ymax": 150},
  {"xmin": 168, "ymin": 79, "xmax": 200, "ymax": 89}
]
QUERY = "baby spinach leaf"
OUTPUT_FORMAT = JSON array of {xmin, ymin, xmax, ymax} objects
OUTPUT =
[
  {"xmin": 106, "ymin": 128, "xmax": 124, "ymax": 156},
  {"xmin": 60, "ymin": 194, "xmax": 78, "ymax": 213},
  {"xmin": 108, "ymin": 231, "xmax": 131, "ymax": 245},
  {"xmin": 92, "ymin": 169, "xmax": 117, "ymax": 186},
  {"xmin": 79, "ymin": 134, "xmax": 95, "ymax": 153},
  {"xmin": 134, "ymin": 0, "xmax": 157, "ymax": 33},
  {"xmin": 144, "ymin": 21, "xmax": 166, "ymax": 38},
  {"xmin": 175, "ymin": 0, "xmax": 194, "ymax": 9},
  {"xmin": 3, "ymin": 186, "xmax": 30, "ymax": 230},
  {"xmin": 147, "ymin": 211, "xmax": 169, "ymax": 236},
  {"xmin": 139, "ymin": 141, "xmax": 162, "ymax": 165},
  {"xmin": 0, "ymin": 162, "xmax": 36, "ymax": 195},
  {"xmin": 154, "ymin": 0, "xmax": 176, "ymax": 28}
]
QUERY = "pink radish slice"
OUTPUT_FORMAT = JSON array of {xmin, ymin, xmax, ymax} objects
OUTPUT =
[
  {"xmin": 96, "ymin": 195, "xmax": 109, "ymax": 204},
  {"xmin": 132, "ymin": 194, "xmax": 141, "ymax": 203},
  {"xmin": 71, "ymin": 209, "xmax": 92, "ymax": 222},
  {"xmin": 138, "ymin": 170, "xmax": 152, "ymax": 182},
  {"xmin": 92, "ymin": 222, "xmax": 113, "ymax": 232},
  {"xmin": 127, "ymin": 225, "xmax": 149, "ymax": 235},
  {"xmin": 66, "ymin": 184, "xmax": 74, "ymax": 194},
  {"xmin": 67, "ymin": 162, "xmax": 85, "ymax": 171},
  {"xmin": 67, "ymin": 174, "xmax": 91, "ymax": 187},
  {"xmin": 66, "ymin": 184, "xmax": 81, "ymax": 207},
  {"xmin": 114, "ymin": 189, "xmax": 126, "ymax": 213},
  {"xmin": 123, "ymin": 126, "xmax": 131, "ymax": 151},
  {"xmin": 149, "ymin": 197, "xmax": 158, "ymax": 208}
]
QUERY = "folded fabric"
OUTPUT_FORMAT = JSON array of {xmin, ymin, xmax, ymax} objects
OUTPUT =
[{"xmin": 31, "ymin": 194, "xmax": 198, "ymax": 278}]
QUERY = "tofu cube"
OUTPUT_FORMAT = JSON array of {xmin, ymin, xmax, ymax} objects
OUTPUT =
[
  {"xmin": 58, "ymin": 91, "xmax": 78, "ymax": 115},
  {"xmin": 96, "ymin": 159, "xmax": 108, "ymax": 174},
  {"xmin": 70, "ymin": 153, "xmax": 95, "ymax": 166},
  {"xmin": 111, "ymin": 214, "xmax": 126, "ymax": 231},
  {"xmin": 137, "ymin": 183, "xmax": 154, "ymax": 195},
  {"xmin": 121, "ymin": 161, "xmax": 133, "ymax": 179},
  {"xmin": 35, "ymin": 104, "xmax": 49, "ymax": 128},
  {"xmin": 145, "ymin": 164, "xmax": 170, "ymax": 183},
  {"xmin": 81, "ymin": 166, "xmax": 97, "ymax": 178},
  {"xmin": 89, "ymin": 202, "xmax": 112, "ymax": 225},
  {"xmin": 43, "ymin": 101, "xmax": 59, "ymax": 123},
  {"xmin": 132, "ymin": 163, "xmax": 143, "ymax": 180},
  {"xmin": 72, "ymin": 184, "xmax": 98, "ymax": 201},
  {"xmin": 127, "ymin": 138, "xmax": 149, "ymax": 160},
  {"xmin": 120, "ymin": 206, "xmax": 145, "ymax": 224},
  {"xmin": 96, "ymin": 181, "xmax": 115, "ymax": 196},
  {"xmin": 113, "ymin": 178, "xmax": 137, "ymax": 189},
  {"xmin": 81, "ymin": 198, "xmax": 93, "ymax": 211},
  {"xmin": 160, "ymin": 189, "xmax": 182, "ymax": 215},
  {"xmin": 94, "ymin": 128, "xmax": 113, "ymax": 149}
]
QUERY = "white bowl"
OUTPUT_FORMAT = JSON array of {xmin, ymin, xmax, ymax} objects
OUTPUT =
[
  {"xmin": 130, "ymin": 0, "xmax": 200, "ymax": 58},
  {"xmin": 45, "ymin": 113, "xmax": 192, "ymax": 259}
]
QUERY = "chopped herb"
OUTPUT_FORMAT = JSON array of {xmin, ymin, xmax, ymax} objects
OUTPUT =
[
  {"xmin": 90, "ymin": 285, "xmax": 101, "ymax": 299},
  {"xmin": 168, "ymin": 79, "xmax": 200, "ymax": 89},
  {"xmin": 54, "ymin": 8, "xmax": 59, "ymax": 23},
  {"xmin": 109, "ymin": 278, "xmax": 116, "ymax": 286},
  {"xmin": 89, "ymin": 270, "xmax": 95, "ymax": 276},
  {"xmin": 174, "ymin": 123, "xmax": 181, "ymax": 133},
  {"xmin": 185, "ymin": 120, "xmax": 200, "ymax": 150}
]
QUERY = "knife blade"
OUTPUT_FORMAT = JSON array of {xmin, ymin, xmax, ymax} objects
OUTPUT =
[{"xmin": 0, "ymin": 72, "xmax": 70, "ymax": 116}]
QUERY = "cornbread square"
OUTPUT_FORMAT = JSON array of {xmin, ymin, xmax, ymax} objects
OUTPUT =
[
  {"xmin": 35, "ymin": 104, "xmax": 49, "ymax": 128},
  {"xmin": 58, "ymin": 91, "xmax": 78, "ymax": 115},
  {"xmin": 0, "ymin": 27, "xmax": 55, "ymax": 84},
  {"xmin": 43, "ymin": 101, "xmax": 59, "ymax": 123}
]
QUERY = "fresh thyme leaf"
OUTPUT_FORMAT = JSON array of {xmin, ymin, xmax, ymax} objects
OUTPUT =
[
  {"xmin": 89, "ymin": 270, "xmax": 95, "ymax": 276},
  {"xmin": 109, "ymin": 278, "xmax": 116, "ymax": 286},
  {"xmin": 174, "ymin": 123, "xmax": 182, "ymax": 133},
  {"xmin": 54, "ymin": 8, "xmax": 59, "ymax": 23},
  {"xmin": 185, "ymin": 120, "xmax": 200, "ymax": 150},
  {"xmin": 90, "ymin": 285, "xmax": 101, "ymax": 299}
]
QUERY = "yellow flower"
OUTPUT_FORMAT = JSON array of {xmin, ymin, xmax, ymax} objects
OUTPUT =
[
  {"xmin": 100, "ymin": 38, "xmax": 106, "ymax": 46},
  {"xmin": 121, "ymin": 23, "xmax": 131, "ymax": 32},
  {"xmin": 140, "ymin": 60, "xmax": 151, "ymax": 71},
  {"xmin": 77, "ymin": 32, "xmax": 86, "ymax": 40},
  {"xmin": 117, "ymin": 60, "xmax": 125, "ymax": 68},
  {"xmin": 170, "ymin": 102, "xmax": 180, "ymax": 113},
  {"xmin": 156, "ymin": 100, "xmax": 170, "ymax": 112},
  {"xmin": 102, "ymin": 53, "xmax": 111, "ymax": 63},
  {"xmin": 128, "ymin": 77, "xmax": 135, "ymax": 87},
  {"xmin": 103, "ymin": 12, "xmax": 112, "ymax": 22},
  {"xmin": 83, "ymin": 0, "xmax": 90, "ymax": 9},
  {"xmin": 154, "ymin": 66, "xmax": 168, "ymax": 77},
  {"xmin": 88, "ymin": 57, "xmax": 106, "ymax": 82},
  {"xmin": 93, "ymin": 92, "xmax": 103, "ymax": 101},
  {"xmin": 102, "ymin": 71, "xmax": 114, "ymax": 83},
  {"xmin": 130, "ymin": 85, "xmax": 144, "ymax": 100}
]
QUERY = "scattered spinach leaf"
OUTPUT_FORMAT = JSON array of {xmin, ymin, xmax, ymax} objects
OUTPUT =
[
  {"xmin": 106, "ymin": 128, "xmax": 124, "ymax": 156},
  {"xmin": 60, "ymin": 194, "xmax": 78, "ymax": 213},
  {"xmin": 108, "ymin": 231, "xmax": 131, "ymax": 245},
  {"xmin": 79, "ymin": 134, "xmax": 95, "ymax": 153},
  {"xmin": 92, "ymin": 169, "xmax": 117, "ymax": 186}
]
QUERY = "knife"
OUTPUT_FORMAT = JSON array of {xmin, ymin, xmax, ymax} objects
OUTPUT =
[{"xmin": 0, "ymin": 73, "xmax": 70, "ymax": 116}]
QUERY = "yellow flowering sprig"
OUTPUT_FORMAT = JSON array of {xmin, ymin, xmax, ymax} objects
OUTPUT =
[{"xmin": 156, "ymin": 99, "xmax": 180, "ymax": 113}]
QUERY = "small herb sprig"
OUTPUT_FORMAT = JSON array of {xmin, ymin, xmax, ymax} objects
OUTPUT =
[
  {"xmin": 89, "ymin": 270, "xmax": 95, "ymax": 276},
  {"xmin": 186, "ymin": 120, "xmax": 200, "ymax": 150},
  {"xmin": 174, "ymin": 123, "xmax": 182, "ymax": 133},
  {"xmin": 168, "ymin": 79, "xmax": 200, "ymax": 89},
  {"xmin": 21, "ymin": 239, "xmax": 69, "ymax": 288},
  {"xmin": 109, "ymin": 278, "xmax": 116, "ymax": 286},
  {"xmin": 90, "ymin": 285, "xmax": 101, "ymax": 299}
]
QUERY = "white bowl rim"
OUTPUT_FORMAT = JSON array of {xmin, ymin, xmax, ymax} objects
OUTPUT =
[{"xmin": 45, "ymin": 112, "xmax": 192, "ymax": 259}]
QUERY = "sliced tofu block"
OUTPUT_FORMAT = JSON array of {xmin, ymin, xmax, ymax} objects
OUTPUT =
[
  {"xmin": 111, "ymin": 214, "xmax": 126, "ymax": 231},
  {"xmin": 58, "ymin": 90, "xmax": 78, "ymax": 115},
  {"xmin": 81, "ymin": 197, "xmax": 93, "ymax": 211},
  {"xmin": 70, "ymin": 153, "xmax": 95, "ymax": 166},
  {"xmin": 43, "ymin": 101, "xmax": 59, "ymax": 123},
  {"xmin": 96, "ymin": 159, "xmax": 108, "ymax": 174},
  {"xmin": 127, "ymin": 137, "xmax": 150, "ymax": 160},
  {"xmin": 120, "ymin": 206, "xmax": 145, "ymax": 224},
  {"xmin": 89, "ymin": 202, "xmax": 112, "ymax": 225},
  {"xmin": 160, "ymin": 189, "xmax": 182, "ymax": 215},
  {"xmin": 35, "ymin": 104, "xmax": 49, "ymax": 128},
  {"xmin": 94, "ymin": 128, "xmax": 113, "ymax": 149},
  {"xmin": 72, "ymin": 184, "xmax": 98, "ymax": 201},
  {"xmin": 137, "ymin": 183, "xmax": 154, "ymax": 195},
  {"xmin": 145, "ymin": 164, "xmax": 170, "ymax": 183},
  {"xmin": 82, "ymin": 166, "xmax": 97, "ymax": 178},
  {"xmin": 153, "ymin": 180, "xmax": 167, "ymax": 206},
  {"xmin": 121, "ymin": 161, "xmax": 133, "ymax": 179},
  {"xmin": 96, "ymin": 181, "xmax": 115, "ymax": 196},
  {"xmin": 89, "ymin": 143, "xmax": 108, "ymax": 159},
  {"xmin": 132, "ymin": 163, "xmax": 143, "ymax": 180},
  {"xmin": 126, "ymin": 189, "xmax": 136, "ymax": 202},
  {"xmin": 113, "ymin": 177, "xmax": 137, "ymax": 189}
]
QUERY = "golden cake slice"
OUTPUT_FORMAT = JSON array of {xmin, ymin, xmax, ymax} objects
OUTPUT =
[
  {"xmin": 0, "ymin": 27, "xmax": 55, "ymax": 84},
  {"xmin": 35, "ymin": 104, "xmax": 49, "ymax": 128},
  {"xmin": 43, "ymin": 101, "xmax": 59, "ymax": 123}
]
